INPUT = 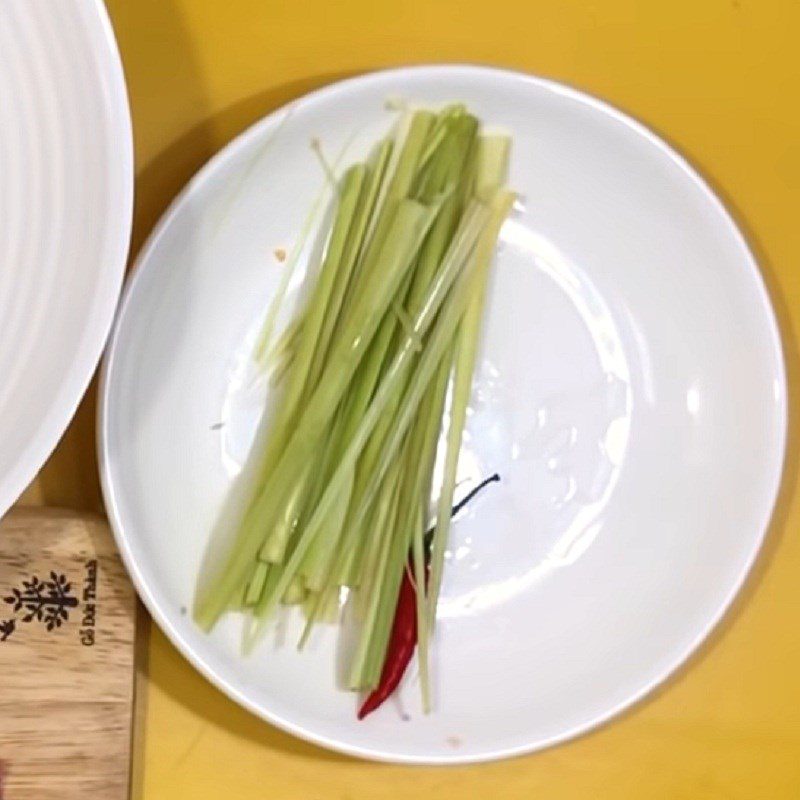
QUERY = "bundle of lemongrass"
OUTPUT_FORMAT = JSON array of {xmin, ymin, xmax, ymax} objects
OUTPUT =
[{"xmin": 194, "ymin": 103, "xmax": 514, "ymax": 712}]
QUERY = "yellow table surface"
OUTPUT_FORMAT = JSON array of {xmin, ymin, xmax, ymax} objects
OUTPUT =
[{"xmin": 19, "ymin": 0, "xmax": 800, "ymax": 796}]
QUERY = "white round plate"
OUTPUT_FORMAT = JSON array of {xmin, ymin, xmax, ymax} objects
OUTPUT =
[
  {"xmin": 99, "ymin": 66, "xmax": 786, "ymax": 764},
  {"xmin": 0, "ymin": 0, "xmax": 132, "ymax": 516}
]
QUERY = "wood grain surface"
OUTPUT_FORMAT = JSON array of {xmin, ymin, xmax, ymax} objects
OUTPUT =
[{"xmin": 0, "ymin": 509, "xmax": 135, "ymax": 800}]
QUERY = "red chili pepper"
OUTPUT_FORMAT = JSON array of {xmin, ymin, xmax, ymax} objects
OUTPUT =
[
  {"xmin": 358, "ymin": 473, "xmax": 499, "ymax": 719},
  {"xmin": 357, "ymin": 554, "xmax": 424, "ymax": 719}
]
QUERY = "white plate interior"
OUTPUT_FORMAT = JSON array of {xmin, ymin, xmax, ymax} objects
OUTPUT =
[
  {"xmin": 100, "ymin": 66, "xmax": 786, "ymax": 763},
  {"xmin": 0, "ymin": 0, "xmax": 132, "ymax": 515}
]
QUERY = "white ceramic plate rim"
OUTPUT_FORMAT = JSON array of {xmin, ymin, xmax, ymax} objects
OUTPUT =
[
  {"xmin": 0, "ymin": 0, "xmax": 133, "ymax": 517},
  {"xmin": 98, "ymin": 64, "xmax": 787, "ymax": 765}
]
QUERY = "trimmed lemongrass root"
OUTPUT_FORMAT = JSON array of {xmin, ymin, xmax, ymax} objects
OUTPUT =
[{"xmin": 195, "ymin": 104, "xmax": 515, "ymax": 716}]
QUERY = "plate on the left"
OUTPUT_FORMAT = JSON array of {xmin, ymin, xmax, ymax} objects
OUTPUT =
[{"xmin": 0, "ymin": 0, "xmax": 132, "ymax": 515}]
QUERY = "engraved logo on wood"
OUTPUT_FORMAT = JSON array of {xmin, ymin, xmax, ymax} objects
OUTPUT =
[{"xmin": 1, "ymin": 561, "xmax": 97, "ymax": 645}]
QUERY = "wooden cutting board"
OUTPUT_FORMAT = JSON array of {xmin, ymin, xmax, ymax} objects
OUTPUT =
[{"xmin": 0, "ymin": 508, "xmax": 136, "ymax": 800}]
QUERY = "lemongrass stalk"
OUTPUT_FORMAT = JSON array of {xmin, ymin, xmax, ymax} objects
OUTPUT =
[
  {"xmin": 356, "ymin": 111, "xmax": 434, "ymax": 276},
  {"xmin": 277, "ymin": 164, "xmax": 366, "ymax": 425},
  {"xmin": 244, "ymin": 167, "xmax": 367, "ymax": 525},
  {"xmin": 474, "ymin": 135, "xmax": 511, "ymax": 203},
  {"xmin": 242, "ymin": 563, "xmax": 282, "ymax": 655},
  {"xmin": 331, "ymin": 115, "xmax": 477, "ymax": 476},
  {"xmin": 343, "ymin": 208, "xmax": 499, "ymax": 582},
  {"xmin": 253, "ymin": 138, "xmax": 352, "ymax": 365},
  {"xmin": 348, "ymin": 201, "xmax": 480, "ymax": 488},
  {"xmin": 265, "ymin": 313, "xmax": 302, "ymax": 369},
  {"xmin": 359, "ymin": 332, "xmax": 454, "ymax": 692},
  {"xmin": 426, "ymin": 186, "xmax": 514, "ymax": 632},
  {"xmin": 285, "ymin": 208, "xmax": 491, "ymax": 650},
  {"xmin": 247, "ymin": 199, "xmax": 442, "ymax": 559},
  {"xmin": 306, "ymin": 139, "xmax": 394, "ymax": 387},
  {"xmin": 320, "ymin": 118, "xmax": 457, "ymax": 456},
  {"xmin": 298, "ymin": 458, "xmax": 402, "ymax": 651},
  {"xmin": 195, "ymin": 198, "xmax": 443, "ymax": 630},
  {"xmin": 358, "ymin": 393, "xmax": 435, "ymax": 691},
  {"xmin": 391, "ymin": 301, "xmax": 422, "ymax": 351},
  {"xmin": 413, "ymin": 114, "xmax": 478, "ymax": 206},
  {"xmin": 268, "ymin": 344, "xmax": 295, "ymax": 388},
  {"xmin": 325, "ymin": 188, "xmax": 481, "ymax": 592},
  {"xmin": 343, "ymin": 338, "xmax": 453, "ymax": 590},
  {"xmin": 347, "ymin": 453, "xmax": 408, "ymax": 688},
  {"xmin": 233, "ymin": 203, "xmax": 490, "ymax": 633},
  {"xmin": 281, "ymin": 577, "xmax": 307, "ymax": 605},
  {"xmin": 292, "ymin": 406, "xmax": 348, "ymax": 579},
  {"xmin": 409, "ymin": 347, "xmax": 456, "ymax": 709},
  {"xmin": 302, "ymin": 464, "xmax": 354, "ymax": 591},
  {"xmin": 244, "ymin": 561, "xmax": 269, "ymax": 606},
  {"xmin": 301, "ymin": 584, "xmax": 340, "ymax": 627},
  {"xmin": 354, "ymin": 431, "xmax": 424, "ymax": 685},
  {"xmin": 258, "ymin": 460, "xmax": 312, "ymax": 563}
]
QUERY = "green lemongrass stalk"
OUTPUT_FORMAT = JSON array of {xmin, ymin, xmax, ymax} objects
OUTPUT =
[
  {"xmin": 325, "ymin": 110, "xmax": 472, "ymax": 452},
  {"xmin": 268, "ymin": 344, "xmax": 296, "ymax": 388},
  {"xmin": 281, "ymin": 576, "xmax": 307, "ymax": 605},
  {"xmin": 248, "ymin": 199, "xmax": 442, "ymax": 559},
  {"xmin": 243, "ymin": 167, "xmax": 368, "ymax": 548},
  {"xmin": 354, "ymin": 111, "xmax": 434, "ymax": 279},
  {"xmin": 357, "ymin": 363, "xmax": 446, "ymax": 692},
  {"xmin": 234, "ymin": 202, "xmax": 490, "ymax": 635},
  {"xmin": 244, "ymin": 561, "xmax": 270, "ymax": 606},
  {"xmin": 391, "ymin": 302, "xmax": 423, "ymax": 351},
  {"xmin": 301, "ymin": 584, "xmax": 340, "ymax": 626},
  {"xmin": 474, "ymin": 135, "xmax": 511, "ymax": 203},
  {"xmin": 343, "ymin": 340, "xmax": 452, "ymax": 589},
  {"xmin": 339, "ymin": 193, "xmax": 511, "ymax": 682},
  {"xmin": 426, "ymin": 185, "xmax": 514, "ymax": 633},
  {"xmin": 357, "ymin": 333, "xmax": 454, "ymax": 689},
  {"xmin": 351, "ymin": 421, "xmax": 426, "ymax": 684},
  {"xmin": 328, "ymin": 113, "xmax": 476, "ymax": 478},
  {"xmin": 293, "ymin": 205, "xmax": 491, "ymax": 652},
  {"xmin": 301, "ymin": 465, "xmax": 354, "ymax": 592},
  {"xmin": 242, "ymin": 561, "xmax": 283, "ymax": 655},
  {"xmin": 292, "ymin": 404, "xmax": 349, "ymax": 579},
  {"xmin": 297, "ymin": 463, "xmax": 395, "ymax": 651},
  {"xmin": 253, "ymin": 127, "xmax": 404, "ymax": 504},
  {"xmin": 348, "ymin": 434, "xmax": 424, "ymax": 688},
  {"xmin": 253, "ymin": 136, "xmax": 354, "ymax": 365},
  {"xmin": 266, "ymin": 135, "xmax": 392, "ymax": 379},
  {"xmin": 316, "ymin": 187, "xmax": 481, "ymax": 593},
  {"xmin": 277, "ymin": 164, "xmax": 366, "ymax": 427},
  {"xmin": 258, "ymin": 459, "xmax": 313, "ymax": 563},
  {"xmin": 340, "ymin": 112, "xmax": 477, "ymax": 540},
  {"xmin": 408, "ymin": 345, "xmax": 456, "ymax": 708},
  {"xmin": 417, "ymin": 104, "xmax": 468, "ymax": 170},
  {"xmin": 306, "ymin": 139, "xmax": 394, "ymax": 388},
  {"xmin": 265, "ymin": 313, "xmax": 302, "ymax": 369},
  {"xmin": 346, "ymin": 200, "xmax": 481, "ymax": 506},
  {"xmin": 195, "ymin": 198, "xmax": 443, "ymax": 631}
]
